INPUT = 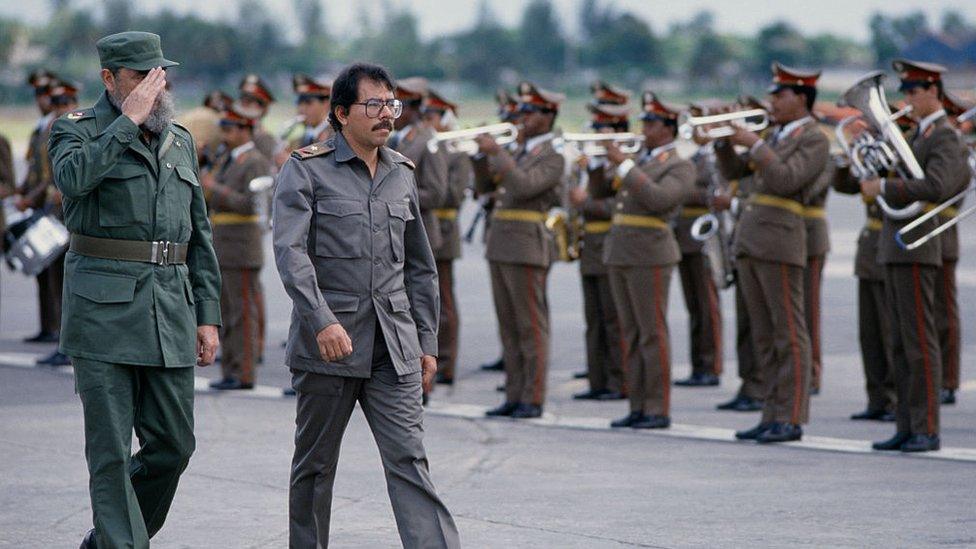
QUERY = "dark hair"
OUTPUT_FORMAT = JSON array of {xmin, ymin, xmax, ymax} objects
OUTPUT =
[
  {"xmin": 328, "ymin": 63, "xmax": 396, "ymax": 132},
  {"xmin": 919, "ymin": 81, "xmax": 945, "ymax": 100},
  {"xmin": 791, "ymin": 85, "xmax": 817, "ymax": 112}
]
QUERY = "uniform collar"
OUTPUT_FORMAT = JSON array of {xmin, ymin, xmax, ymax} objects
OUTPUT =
[
  {"xmin": 778, "ymin": 115, "xmax": 814, "ymax": 139},
  {"xmin": 524, "ymin": 132, "xmax": 555, "ymax": 154},
  {"xmin": 230, "ymin": 141, "xmax": 255, "ymax": 160},
  {"xmin": 641, "ymin": 141, "xmax": 676, "ymax": 163},
  {"xmin": 917, "ymin": 109, "xmax": 946, "ymax": 137}
]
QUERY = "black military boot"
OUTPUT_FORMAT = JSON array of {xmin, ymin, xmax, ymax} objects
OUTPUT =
[
  {"xmin": 610, "ymin": 411, "xmax": 644, "ymax": 428},
  {"xmin": 756, "ymin": 422, "xmax": 802, "ymax": 443},
  {"xmin": 485, "ymin": 401, "xmax": 519, "ymax": 417},
  {"xmin": 900, "ymin": 434, "xmax": 940, "ymax": 452},
  {"xmin": 511, "ymin": 403, "xmax": 543, "ymax": 419},
  {"xmin": 675, "ymin": 373, "xmax": 720, "ymax": 387},
  {"xmin": 480, "ymin": 357, "xmax": 504, "ymax": 371},
  {"xmin": 872, "ymin": 432, "xmax": 911, "ymax": 451},
  {"xmin": 735, "ymin": 422, "xmax": 772, "ymax": 440},
  {"xmin": 941, "ymin": 389, "xmax": 956, "ymax": 405},
  {"xmin": 631, "ymin": 414, "xmax": 670, "ymax": 429}
]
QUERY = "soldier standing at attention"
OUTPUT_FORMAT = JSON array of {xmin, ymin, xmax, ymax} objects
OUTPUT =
[
  {"xmin": 48, "ymin": 31, "xmax": 221, "ymax": 548},
  {"xmin": 603, "ymin": 92, "xmax": 696, "ymax": 430},
  {"xmin": 715, "ymin": 63, "xmax": 828, "ymax": 444},
  {"xmin": 274, "ymin": 62, "xmax": 459, "ymax": 549},
  {"xmin": 861, "ymin": 60, "xmax": 969, "ymax": 452},
  {"xmin": 423, "ymin": 88, "xmax": 472, "ymax": 387},
  {"xmin": 204, "ymin": 102, "xmax": 272, "ymax": 391},
  {"xmin": 477, "ymin": 82, "xmax": 566, "ymax": 419}
]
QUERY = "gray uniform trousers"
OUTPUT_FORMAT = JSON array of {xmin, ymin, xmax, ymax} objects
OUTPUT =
[{"xmin": 289, "ymin": 324, "xmax": 460, "ymax": 549}]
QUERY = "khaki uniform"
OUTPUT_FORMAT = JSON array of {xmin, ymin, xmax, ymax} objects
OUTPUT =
[
  {"xmin": 716, "ymin": 119, "xmax": 828, "ymax": 425},
  {"xmin": 252, "ymin": 127, "xmax": 278, "ymax": 162},
  {"xmin": 389, "ymin": 124, "xmax": 448, "ymax": 252},
  {"xmin": 479, "ymin": 136, "xmax": 564, "ymax": 406},
  {"xmin": 208, "ymin": 143, "xmax": 271, "ymax": 385},
  {"xmin": 431, "ymin": 150, "xmax": 472, "ymax": 381},
  {"xmin": 935, "ymin": 158, "xmax": 968, "ymax": 393},
  {"xmin": 604, "ymin": 145, "xmax": 694, "ymax": 416},
  {"xmin": 803, "ymin": 166, "xmax": 832, "ymax": 390},
  {"xmin": 833, "ymin": 166, "xmax": 896, "ymax": 412},
  {"xmin": 730, "ymin": 174, "xmax": 763, "ymax": 400},
  {"xmin": 578, "ymin": 161, "xmax": 624, "ymax": 394},
  {"xmin": 878, "ymin": 115, "xmax": 968, "ymax": 435},
  {"xmin": 677, "ymin": 147, "xmax": 724, "ymax": 378}
]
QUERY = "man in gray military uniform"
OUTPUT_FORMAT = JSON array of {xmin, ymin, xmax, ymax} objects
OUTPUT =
[{"xmin": 273, "ymin": 63, "xmax": 460, "ymax": 549}]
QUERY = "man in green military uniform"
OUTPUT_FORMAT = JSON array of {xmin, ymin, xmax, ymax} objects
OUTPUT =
[{"xmin": 48, "ymin": 32, "xmax": 221, "ymax": 548}]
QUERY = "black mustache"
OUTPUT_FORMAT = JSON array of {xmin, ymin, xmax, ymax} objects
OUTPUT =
[{"xmin": 373, "ymin": 121, "xmax": 394, "ymax": 131}]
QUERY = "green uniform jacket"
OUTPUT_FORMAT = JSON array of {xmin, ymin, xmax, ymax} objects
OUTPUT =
[{"xmin": 49, "ymin": 92, "xmax": 221, "ymax": 367}]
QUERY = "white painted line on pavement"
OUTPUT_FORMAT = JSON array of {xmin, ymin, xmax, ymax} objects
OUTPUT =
[{"xmin": 4, "ymin": 357, "xmax": 975, "ymax": 463}]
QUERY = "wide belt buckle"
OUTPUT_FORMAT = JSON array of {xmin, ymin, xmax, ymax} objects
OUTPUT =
[{"xmin": 151, "ymin": 240, "xmax": 172, "ymax": 265}]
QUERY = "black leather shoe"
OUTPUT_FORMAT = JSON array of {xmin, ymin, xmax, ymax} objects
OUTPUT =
[
  {"xmin": 485, "ymin": 402, "xmax": 519, "ymax": 417},
  {"xmin": 209, "ymin": 378, "xmax": 253, "ymax": 390},
  {"xmin": 611, "ymin": 411, "xmax": 644, "ymax": 428},
  {"xmin": 512, "ymin": 403, "xmax": 543, "ymax": 418},
  {"xmin": 675, "ymin": 373, "xmax": 720, "ymax": 387},
  {"xmin": 632, "ymin": 414, "xmax": 670, "ymax": 429},
  {"xmin": 872, "ymin": 432, "xmax": 911, "ymax": 451},
  {"xmin": 810, "ymin": 386, "xmax": 820, "ymax": 396},
  {"xmin": 37, "ymin": 351, "xmax": 71, "ymax": 366},
  {"xmin": 496, "ymin": 383, "xmax": 505, "ymax": 392},
  {"xmin": 283, "ymin": 387, "xmax": 297, "ymax": 396},
  {"xmin": 850, "ymin": 409, "xmax": 891, "ymax": 421},
  {"xmin": 718, "ymin": 395, "xmax": 763, "ymax": 412},
  {"xmin": 596, "ymin": 391, "xmax": 626, "ymax": 401},
  {"xmin": 573, "ymin": 389, "xmax": 611, "ymax": 400},
  {"xmin": 941, "ymin": 389, "xmax": 956, "ymax": 405},
  {"xmin": 435, "ymin": 373, "xmax": 454, "ymax": 385},
  {"xmin": 573, "ymin": 370, "xmax": 588, "ymax": 379},
  {"xmin": 757, "ymin": 422, "xmax": 802, "ymax": 443},
  {"xmin": 480, "ymin": 358, "xmax": 504, "ymax": 371},
  {"xmin": 24, "ymin": 331, "xmax": 58, "ymax": 343},
  {"xmin": 422, "ymin": 393, "xmax": 429, "ymax": 407},
  {"xmin": 80, "ymin": 528, "xmax": 96, "ymax": 549},
  {"xmin": 735, "ymin": 422, "xmax": 772, "ymax": 440},
  {"xmin": 900, "ymin": 434, "xmax": 940, "ymax": 452}
]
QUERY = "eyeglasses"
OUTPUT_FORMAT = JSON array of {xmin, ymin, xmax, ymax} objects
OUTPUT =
[{"xmin": 353, "ymin": 98, "xmax": 402, "ymax": 118}]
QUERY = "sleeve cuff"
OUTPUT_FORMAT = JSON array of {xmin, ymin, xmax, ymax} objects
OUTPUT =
[
  {"xmin": 419, "ymin": 332, "xmax": 438, "ymax": 358},
  {"xmin": 301, "ymin": 302, "xmax": 338, "ymax": 336},
  {"xmin": 748, "ymin": 139, "xmax": 765, "ymax": 158},
  {"xmin": 616, "ymin": 158, "xmax": 636, "ymax": 180},
  {"xmin": 196, "ymin": 299, "xmax": 222, "ymax": 327},
  {"xmin": 110, "ymin": 115, "xmax": 140, "ymax": 145}
]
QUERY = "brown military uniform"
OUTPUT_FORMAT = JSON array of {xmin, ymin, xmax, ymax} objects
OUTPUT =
[
  {"xmin": 481, "ymin": 135, "xmax": 564, "ymax": 407},
  {"xmin": 253, "ymin": 128, "xmax": 278, "ymax": 162},
  {"xmin": 729, "ymin": 174, "xmax": 763, "ymax": 401},
  {"xmin": 389, "ymin": 124, "xmax": 448, "ymax": 252},
  {"xmin": 716, "ymin": 117, "xmax": 828, "ymax": 426},
  {"xmin": 0, "ymin": 134, "xmax": 13, "ymax": 314},
  {"xmin": 833, "ymin": 166, "xmax": 896, "ymax": 413},
  {"xmin": 432, "ymin": 150, "xmax": 472, "ymax": 381},
  {"xmin": 934, "ymin": 161, "xmax": 967, "ymax": 395},
  {"xmin": 208, "ymin": 142, "xmax": 271, "ymax": 385},
  {"xmin": 605, "ymin": 143, "xmax": 694, "ymax": 417},
  {"xmin": 878, "ymin": 112, "xmax": 968, "ymax": 436},
  {"xmin": 578, "ymin": 161, "xmax": 625, "ymax": 394},
  {"xmin": 803, "ymin": 163, "xmax": 832, "ymax": 390},
  {"xmin": 677, "ymin": 146, "xmax": 723, "ymax": 378}
]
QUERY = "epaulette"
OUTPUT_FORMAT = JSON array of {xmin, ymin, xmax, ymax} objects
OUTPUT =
[
  {"xmin": 386, "ymin": 148, "xmax": 416, "ymax": 170},
  {"xmin": 171, "ymin": 121, "xmax": 192, "ymax": 136},
  {"xmin": 63, "ymin": 108, "xmax": 94, "ymax": 122},
  {"xmin": 292, "ymin": 141, "xmax": 335, "ymax": 160}
]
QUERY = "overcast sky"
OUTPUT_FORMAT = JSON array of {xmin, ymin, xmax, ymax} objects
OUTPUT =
[{"xmin": 5, "ymin": 0, "xmax": 976, "ymax": 42}]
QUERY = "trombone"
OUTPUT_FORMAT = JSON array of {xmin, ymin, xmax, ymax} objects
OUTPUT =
[
  {"xmin": 895, "ymin": 152, "xmax": 976, "ymax": 250},
  {"xmin": 435, "ymin": 123, "xmax": 519, "ymax": 155},
  {"xmin": 560, "ymin": 132, "xmax": 644, "ymax": 156},
  {"xmin": 677, "ymin": 109, "xmax": 770, "ymax": 141}
]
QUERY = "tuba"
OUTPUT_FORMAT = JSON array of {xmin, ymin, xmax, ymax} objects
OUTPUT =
[{"xmin": 838, "ymin": 71, "xmax": 925, "ymax": 220}]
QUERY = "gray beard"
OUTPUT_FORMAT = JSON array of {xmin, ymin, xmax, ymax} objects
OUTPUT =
[{"xmin": 109, "ymin": 88, "xmax": 175, "ymax": 135}]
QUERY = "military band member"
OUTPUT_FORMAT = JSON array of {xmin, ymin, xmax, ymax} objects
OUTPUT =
[
  {"xmin": 34, "ymin": 79, "xmax": 80, "ymax": 367},
  {"xmin": 716, "ymin": 63, "xmax": 828, "ymax": 443},
  {"xmin": 605, "ymin": 92, "xmax": 695, "ymax": 429},
  {"xmin": 832, "ymin": 145, "xmax": 896, "ymax": 421},
  {"xmin": 0, "ymin": 132, "xmax": 13, "ymax": 318},
  {"xmin": 17, "ymin": 70, "xmax": 60, "ymax": 344},
  {"xmin": 804, "ymin": 159, "xmax": 832, "ymax": 394},
  {"xmin": 273, "ymin": 62, "xmax": 459, "ymax": 548},
  {"xmin": 478, "ymin": 82, "xmax": 565, "ymax": 419},
  {"xmin": 860, "ymin": 59, "xmax": 969, "ymax": 452},
  {"xmin": 203, "ymin": 102, "xmax": 272, "ymax": 390},
  {"xmin": 238, "ymin": 73, "xmax": 279, "ymax": 161},
  {"xmin": 935, "ymin": 90, "xmax": 971, "ymax": 405},
  {"xmin": 674, "ymin": 100, "xmax": 725, "ymax": 387},
  {"xmin": 204, "ymin": 89, "xmax": 233, "ymax": 112},
  {"xmin": 423, "ymin": 88, "xmax": 471, "ymax": 386},
  {"xmin": 49, "ymin": 32, "xmax": 221, "ymax": 548},
  {"xmin": 569, "ymin": 87, "xmax": 629, "ymax": 401},
  {"xmin": 274, "ymin": 73, "xmax": 335, "ymax": 167}
]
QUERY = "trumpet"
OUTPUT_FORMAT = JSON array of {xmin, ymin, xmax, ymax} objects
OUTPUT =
[
  {"xmin": 435, "ymin": 123, "xmax": 519, "ymax": 155},
  {"xmin": 677, "ymin": 109, "xmax": 770, "ymax": 141},
  {"xmin": 560, "ymin": 132, "xmax": 644, "ymax": 156}
]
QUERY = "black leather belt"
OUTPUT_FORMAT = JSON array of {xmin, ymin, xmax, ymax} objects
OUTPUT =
[{"xmin": 70, "ymin": 234, "xmax": 189, "ymax": 265}]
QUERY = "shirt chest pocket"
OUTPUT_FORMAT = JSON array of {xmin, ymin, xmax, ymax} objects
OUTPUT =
[
  {"xmin": 173, "ymin": 165, "xmax": 199, "ymax": 235},
  {"xmin": 98, "ymin": 162, "xmax": 151, "ymax": 227},
  {"xmin": 387, "ymin": 201, "xmax": 414, "ymax": 263},
  {"xmin": 315, "ymin": 198, "xmax": 365, "ymax": 258}
]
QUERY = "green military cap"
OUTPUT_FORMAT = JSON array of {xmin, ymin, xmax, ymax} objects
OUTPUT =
[{"xmin": 96, "ymin": 31, "xmax": 179, "ymax": 71}]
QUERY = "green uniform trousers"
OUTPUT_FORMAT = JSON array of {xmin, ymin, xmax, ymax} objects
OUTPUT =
[{"xmin": 74, "ymin": 357, "xmax": 195, "ymax": 549}]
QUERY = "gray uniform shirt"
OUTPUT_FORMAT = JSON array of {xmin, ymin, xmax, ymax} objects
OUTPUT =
[{"xmin": 273, "ymin": 131, "xmax": 439, "ymax": 378}]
